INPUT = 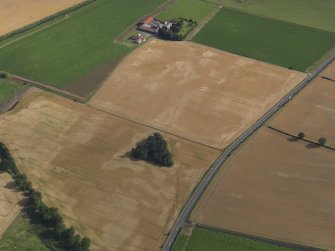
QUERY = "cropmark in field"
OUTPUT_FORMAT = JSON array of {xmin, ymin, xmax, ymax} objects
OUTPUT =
[
  {"xmin": 91, "ymin": 39, "xmax": 306, "ymax": 149},
  {"xmin": 192, "ymin": 127, "xmax": 335, "ymax": 250},
  {"xmin": 0, "ymin": 89, "xmax": 219, "ymax": 250},
  {"xmin": 193, "ymin": 7, "xmax": 335, "ymax": 72},
  {"xmin": 0, "ymin": 0, "xmax": 166, "ymax": 97}
]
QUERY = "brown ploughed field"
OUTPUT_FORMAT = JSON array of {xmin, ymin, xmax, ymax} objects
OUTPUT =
[
  {"xmin": 0, "ymin": 172, "xmax": 23, "ymax": 237},
  {"xmin": 322, "ymin": 60, "xmax": 335, "ymax": 80},
  {"xmin": 0, "ymin": 0, "xmax": 83, "ymax": 36},
  {"xmin": 90, "ymin": 39, "xmax": 306, "ymax": 149},
  {"xmin": 0, "ymin": 89, "xmax": 219, "ymax": 250},
  {"xmin": 191, "ymin": 128, "xmax": 335, "ymax": 250},
  {"xmin": 270, "ymin": 77, "xmax": 335, "ymax": 147}
]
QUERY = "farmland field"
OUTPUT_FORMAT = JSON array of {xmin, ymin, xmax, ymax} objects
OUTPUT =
[
  {"xmin": 0, "ymin": 213, "xmax": 48, "ymax": 251},
  {"xmin": 0, "ymin": 0, "xmax": 166, "ymax": 97},
  {"xmin": 90, "ymin": 39, "xmax": 306, "ymax": 149},
  {"xmin": 0, "ymin": 79, "xmax": 24, "ymax": 103},
  {"xmin": 191, "ymin": 128, "xmax": 335, "ymax": 250},
  {"xmin": 192, "ymin": 8, "xmax": 335, "ymax": 72},
  {"xmin": 269, "ymin": 77, "xmax": 335, "ymax": 148},
  {"xmin": 184, "ymin": 228, "xmax": 296, "ymax": 251},
  {"xmin": 158, "ymin": 0, "xmax": 217, "ymax": 22},
  {"xmin": 0, "ymin": 89, "xmax": 219, "ymax": 250},
  {"xmin": 0, "ymin": 0, "xmax": 83, "ymax": 37},
  {"xmin": 209, "ymin": 0, "xmax": 335, "ymax": 33},
  {"xmin": 322, "ymin": 61, "xmax": 335, "ymax": 80},
  {"xmin": 0, "ymin": 172, "xmax": 23, "ymax": 237}
]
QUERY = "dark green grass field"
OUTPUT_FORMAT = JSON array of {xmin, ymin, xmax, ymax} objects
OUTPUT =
[
  {"xmin": 183, "ymin": 228, "xmax": 297, "ymax": 251},
  {"xmin": 0, "ymin": 214, "xmax": 48, "ymax": 251},
  {"xmin": 0, "ymin": 79, "xmax": 24, "ymax": 103},
  {"xmin": 193, "ymin": 8, "xmax": 335, "ymax": 72},
  {"xmin": 211, "ymin": 0, "xmax": 335, "ymax": 33},
  {"xmin": 0, "ymin": 0, "xmax": 165, "ymax": 94},
  {"xmin": 158, "ymin": 0, "xmax": 217, "ymax": 22}
]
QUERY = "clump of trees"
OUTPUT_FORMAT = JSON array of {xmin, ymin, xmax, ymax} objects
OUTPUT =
[
  {"xmin": 131, "ymin": 133, "xmax": 173, "ymax": 167},
  {"xmin": 0, "ymin": 143, "xmax": 91, "ymax": 251},
  {"xmin": 158, "ymin": 18, "xmax": 197, "ymax": 41}
]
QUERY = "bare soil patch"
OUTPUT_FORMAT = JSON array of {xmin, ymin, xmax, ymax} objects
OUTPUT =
[
  {"xmin": 270, "ymin": 77, "xmax": 335, "ymax": 147},
  {"xmin": 322, "ymin": 60, "xmax": 335, "ymax": 81},
  {"xmin": 0, "ymin": 89, "xmax": 219, "ymax": 250},
  {"xmin": 0, "ymin": 0, "xmax": 83, "ymax": 36},
  {"xmin": 91, "ymin": 39, "xmax": 306, "ymax": 149},
  {"xmin": 191, "ymin": 128, "xmax": 335, "ymax": 251},
  {"xmin": 0, "ymin": 172, "xmax": 23, "ymax": 237}
]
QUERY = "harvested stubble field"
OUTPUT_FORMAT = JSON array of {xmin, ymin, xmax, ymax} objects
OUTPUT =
[
  {"xmin": 0, "ymin": 0, "xmax": 166, "ymax": 97},
  {"xmin": 0, "ymin": 172, "xmax": 23, "ymax": 237},
  {"xmin": 0, "ymin": 89, "xmax": 219, "ymax": 250},
  {"xmin": 211, "ymin": 0, "xmax": 335, "ymax": 33},
  {"xmin": 191, "ymin": 128, "xmax": 335, "ymax": 251},
  {"xmin": 0, "ymin": 0, "xmax": 83, "ymax": 37},
  {"xmin": 270, "ymin": 77, "xmax": 335, "ymax": 148},
  {"xmin": 192, "ymin": 7, "xmax": 335, "ymax": 72},
  {"xmin": 91, "ymin": 39, "xmax": 306, "ymax": 149},
  {"xmin": 322, "ymin": 60, "xmax": 335, "ymax": 80}
]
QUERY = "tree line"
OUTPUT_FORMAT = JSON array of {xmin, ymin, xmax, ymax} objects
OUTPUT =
[
  {"xmin": 131, "ymin": 133, "xmax": 173, "ymax": 167},
  {"xmin": 0, "ymin": 143, "xmax": 91, "ymax": 251}
]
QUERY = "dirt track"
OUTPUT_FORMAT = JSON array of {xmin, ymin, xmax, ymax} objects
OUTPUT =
[
  {"xmin": 270, "ymin": 77, "xmax": 335, "ymax": 147},
  {"xmin": 0, "ymin": 0, "xmax": 83, "ymax": 36},
  {"xmin": 191, "ymin": 128, "xmax": 335, "ymax": 251},
  {"xmin": 0, "ymin": 89, "xmax": 219, "ymax": 250},
  {"xmin": 91, "ymin": 39, "xmax": 306, "ymax": 149}
]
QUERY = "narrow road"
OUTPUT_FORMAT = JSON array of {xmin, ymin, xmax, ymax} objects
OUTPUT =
[{"xmin": 161, "ymin": 53, "xmax": 335, "ymax": 251}]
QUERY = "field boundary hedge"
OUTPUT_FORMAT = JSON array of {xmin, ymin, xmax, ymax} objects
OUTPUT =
[
  {"xmin": 268, "ymin": 126, "xmax": 335, "ymax": 151},
  {"xmin": 0, "ymin": 0, "xmax": 97, "ymax": 43},
  {"xmin": 0, "ymin": 142, "xmax": 91, "ymax": 250}
]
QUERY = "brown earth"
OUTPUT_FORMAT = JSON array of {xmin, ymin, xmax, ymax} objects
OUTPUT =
[
  {"xmin": 0, "ymin": 89, "xmax": 219, "ymax": 250},
  {"xmin": 322, "ymin": 60, "xmax": 335, "ymax": 81},
  {"xmin": 0, "ymin": 172, "xmax": 23, "ymax": 237},
  {"xmin": 269, "ymin": 77, "xmax": 335, "ymax": 147},
  {"xmin": 90, "ymin": 39, "xmax": 306, "ymax": 149},
  {"xmin": 191, "ymin": 128, "xmax": 335, "ymax": 251},
  {"xmin": 0, "ymin": 0, "xmax": 83, "ymax": 36}
]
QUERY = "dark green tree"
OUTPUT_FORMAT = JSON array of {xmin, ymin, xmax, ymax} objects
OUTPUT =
[
  {"xmin": 131, "ymin": 133, "xmax": 173, "ymax": 167},
  {"xmin": 298, "ymin": 132, "xmax": 305, "ymax": 140},
  {"xmin": 318, "ymin": 137, "xmax": 326, "ymax": 146}
]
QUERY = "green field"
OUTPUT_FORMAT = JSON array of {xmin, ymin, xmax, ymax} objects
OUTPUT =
[
  {"xmin": 193, "ymin": 8, "xmax": 335, "ymax": 72},
  {"xmin": 0, "ymin": 0, "xmax": 165, "ymax": 95},
  {"xmin": 182, "ymin": 228, "xmax": 297, "ymax": 251},
  {"xmin": 172, "ymin": 233, "xmax": 188, "ymax": 251},
  {"xmin": 158, "ymin": 0, "xmax": 217, "ymax": 22},
  {"xmin": 210, "ymin": 0, "xmax": 335, "ymax": 33},
  {"xmin": 0, "ymin": 79, "xmax": 24, "ymax": 103},
  {"xmin": 0, "ymin": 214, "xmax": 48, "ymax": 251}
]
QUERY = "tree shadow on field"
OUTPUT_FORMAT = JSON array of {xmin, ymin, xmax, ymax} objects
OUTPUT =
[
  {"xmin": 287, "ymin": 137, "xmax": 299, "ymax": 142},
  {"xmin": 306, "ymin": 142, "xmax": 320, "ymax": 149}
]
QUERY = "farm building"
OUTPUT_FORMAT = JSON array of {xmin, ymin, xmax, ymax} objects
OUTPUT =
[
  {"xmin": 130, "ymin": 34, "xmax": 146, "ymax": 44},
  {"xmin": 138, "ymin": 16, "xmax": 172, "ymax": 34}
]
